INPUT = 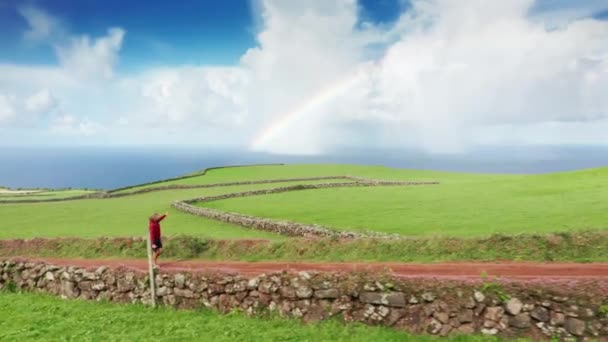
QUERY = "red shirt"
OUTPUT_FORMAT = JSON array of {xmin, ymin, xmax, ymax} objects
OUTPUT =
[{"xmin": 149, "ymin": 214, "xmax": 166, "ymax": 242}]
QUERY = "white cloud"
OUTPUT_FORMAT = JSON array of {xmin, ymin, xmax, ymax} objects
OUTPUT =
[
  {"xmin": 0, "ymin": 90, "xmax": 58, "ymax": 126},
  {"xmin": 242, "ymin": 0, "xmax": 608, "ymax": 154},
  {"xmin": 25, "ymin": 89, "xmax": 57, "ymax": 114},
  {"xmin": 55, "ymin": 28, "xmax": 125, "ymax": 80},
  {"xmin": 50, "ymin": 114, "xmax": 103, "ymax": 136},
  {"xmin": 18, "ymin": 6, "xmax": 61, "ymax": 41},
  {"xmin": 3, "ymin": 1, "xmax": 608, "ymax": 153},
  {"xmin": 0, "ymin": 94, "xmax": 17, "ymax": 123},
  {"xmin": 139, "ymin": 67, "xmax": 248, "ymax": 126}
]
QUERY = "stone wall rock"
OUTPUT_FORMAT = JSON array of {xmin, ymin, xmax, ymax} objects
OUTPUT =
[{"xmin": 1, "ymin": 258, "xmax": 606, "ymax": 340}]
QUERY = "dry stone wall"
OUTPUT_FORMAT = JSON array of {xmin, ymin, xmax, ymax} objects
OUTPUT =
[
  {"xmin": 1, "ymin": 259, "xmax": 606, "ymax": 340},
  {"xmin": 172, "ymin": 180, "xmax": 438, "ymax": 239}
]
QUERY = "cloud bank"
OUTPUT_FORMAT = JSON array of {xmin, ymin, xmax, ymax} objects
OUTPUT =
[{"xmin": 1, "ymin": 0, "xmax": 607, "ymax": 154}]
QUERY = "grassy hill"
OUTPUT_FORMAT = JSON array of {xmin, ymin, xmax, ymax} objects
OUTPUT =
[
  {"xmin": 200, "ymin": 167, "xmax": 608, "ymax": 237},
  {"xmin": 0, "ymin": 164, "xmax": 606, "ymax": 240}
]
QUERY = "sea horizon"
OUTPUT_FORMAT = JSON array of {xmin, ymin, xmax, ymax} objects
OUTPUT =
[{"xmin": 1, "ymin": 145, "xmax": 607, "ymax": 190}]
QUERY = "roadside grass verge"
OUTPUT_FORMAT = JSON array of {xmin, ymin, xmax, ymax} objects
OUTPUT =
[{"xmin": 2, "ymin": 231, "xmax": 605, "ymax": 262}]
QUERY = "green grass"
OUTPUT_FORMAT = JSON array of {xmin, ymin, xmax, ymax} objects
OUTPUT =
[
  {"xmin": 1, "ymin": 164, "xmax": 607, "ymax": 242},
  {"xmin": 3, "ymin": 232, "xmax": 605, "ymax": 263},
  {"xmin": 0, "ymin": 189, "xmax": 96, "ymax": 201},
  {"xmin": 0, "ymin": 179, "xmax": 358, "ymax": 240},
  {"xmin": 112, "ymin": 164, "xmax": 470, "ymax": 194},
  {"xmin": 0, "ymin": 292, "xmax": 512, "ymax": 341},
  {"xmin": 200, "ymin": 167, "xmax": 608, "ymax": 237}
]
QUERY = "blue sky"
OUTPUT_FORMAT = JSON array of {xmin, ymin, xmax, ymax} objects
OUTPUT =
[
  {"xmin": 0, "ymin": 0, "xmax": 607, "ymax": 154},
  {"xmin": 0, "ymin": 0, "xmax": 408, "ymax": 70}
]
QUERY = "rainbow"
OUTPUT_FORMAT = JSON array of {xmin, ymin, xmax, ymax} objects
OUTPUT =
[{"xmin": 249, "ymin": 70, "xmax": 365, "ymax": 151}]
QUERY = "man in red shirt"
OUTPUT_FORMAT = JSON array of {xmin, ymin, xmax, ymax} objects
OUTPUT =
[{"xmin": 149, "ymin": 212, "xmax": 168, "ymax": 268}]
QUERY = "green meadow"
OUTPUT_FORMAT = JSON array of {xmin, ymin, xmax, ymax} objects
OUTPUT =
[
  {"xmin": 200, "ymin": 166, "xmax": 608, "ymax": 237},
  {"xmin": 1, "ymin": 165, "xmax": 607, "ymax": 241},
  {"xmin": 0, "ymin": 189, "xmax": 96, "ymax": 201}
]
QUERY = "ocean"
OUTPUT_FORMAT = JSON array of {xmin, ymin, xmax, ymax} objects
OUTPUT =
[{"xmin": 0, "ymin": 145, "xmax": 607, "ymax": 190}]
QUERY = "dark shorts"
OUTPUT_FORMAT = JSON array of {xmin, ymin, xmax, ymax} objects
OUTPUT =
[{"xmin": 152, "ymin": 238, "xmax": 163, "ymax": 251}]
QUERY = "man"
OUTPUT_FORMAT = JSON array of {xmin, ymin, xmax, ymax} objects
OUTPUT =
[{"xmin": 149, "ymin": 212, "xmax": 168, "ymax": 268}]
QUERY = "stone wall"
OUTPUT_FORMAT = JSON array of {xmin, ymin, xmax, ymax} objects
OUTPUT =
[
  {"xmin": 1, "ymin": 258, "xmax": 606, "ymax": 340},
  {"xmin": 172, "ymin": 181, "xmax": 438, "ymax": 239}
]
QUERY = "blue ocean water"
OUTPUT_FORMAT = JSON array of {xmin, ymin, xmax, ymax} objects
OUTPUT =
[{"xmin": 0, "ymin": 145, "xmax": 607, "ymax": 190}]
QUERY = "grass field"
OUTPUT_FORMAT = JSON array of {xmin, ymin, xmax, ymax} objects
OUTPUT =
[
  {"xmin": 0, "ymin": 164, "xmax": 606, "ymax": 243},
  {"xmin": 111, "ymin": 164, "xmax": 477, "ymax": 194},
  {"xmin": 200, "ymin": 167, "xmax": 608, "ymax": 237},
  {"xmin": 0, "ymin": 189, "xmax": 96, "ymax": 201},
  {"xmin": 0, "ymin": 292, "xmax": 511, "ymax": 342},
  {"xmin": 0, "ymin": 179, "xmax": 353, "ymax": 240}
]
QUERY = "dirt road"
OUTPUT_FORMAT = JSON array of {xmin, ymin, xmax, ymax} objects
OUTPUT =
[{"xmin": 19, "ymin": 257, "xmax": 608, "ymax": 281}]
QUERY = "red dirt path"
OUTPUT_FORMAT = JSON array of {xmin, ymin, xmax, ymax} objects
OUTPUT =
[{"xmin": 21, "ymin": 257, "xmax": 608, "ymax": 281}]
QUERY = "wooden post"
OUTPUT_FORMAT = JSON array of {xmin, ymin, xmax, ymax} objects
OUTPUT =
[{"xmin": 146, "ymin": 234, "xmax": 157, "ymax": 308}]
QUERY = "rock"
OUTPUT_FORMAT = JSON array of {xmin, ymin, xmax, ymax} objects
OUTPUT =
[
  {"xmin": 95, "ymin": 266, "xmax": 107, "ymax": 275},
  {"xmin": 439, "ymin": 324, "xmax": 452, "ymax": 337},
  {"xmin": 459, "ymin": 309, "xmax": 474, "ymax": 323},
  {"xmin": 463, "ymin": 297, "xmax": 476, "ymax": 309},
  {"xmin": 421, "ymin": 292, "xmax": 436, "ymax": 302},
  {"xmin": 298, "ymin": 271, "xmax": 311, "ymax": 280},
  {"xmin": 156, "ymin": 286, "xmax": 171, "ymax": 297},
  {"xmin": 207, "ymin": 284, "xmax": 224, "ymax": 295},
  {"xmin": 61, "ymin": 280, "xmax": 79, "ymax": 298},
  {"xmin": 564, "ymin": 317, "xmax": 585, "ymax": 336},
  {"xmin": 550, "ymin": 311, "xmax": 566, "ymax": 326},
  {"xmin": 377, "ymin": 306, "xmax": 390, "ymax": 318},
  {"xmin": 232, "ymin": 281, "xmax": 247, "ymax": 293},
  {"xmin": 506, "ymin": 298, "xmax": 523, "ymax": 315},
  {"xmin": 258, "ymin": 281, "xmax": 277, "ymax": 294},
  {"xmin": 247, "ymin": 277, "xmax": 260, "ymax": 290},
  {"xmin": 481, "ymin": 328, "xmax": 498, "ymax": 335},
  {"xmin": 457, "ymin": 324, "xmax": 475, "ymax": 334},
  {"xmin": 174, "ymin": 288, "xmax": 195, "ymax": 298},
  {"xmin": 531, "ymin": 307, "xmax": 550, "ymax": 322},
  {"xmin": 163, "ymin": 294, "xmax": 177, "ymax": 306},
  {"xmin": 91, "ymin": 281, "xmax": 108, "ymax": 291},
  {"xmin": 552, "ymin": 296, "xmax": 568, "ymax": 303},
  {"xmin": 79, "ymin": 281, "xmax": 93, "ymax": 291},
  {"xmin": 296, "ymin": 286, "xmax": 313, "ymax": 299},
  {"xmin": 189, "ymin": 281, "xmax": 208, "ymax": 293},
  {"xmin": 116, "ymin": 273, "xmax": 135, "ymax": 293},
  {"xmin": 386, "ymin": 309, "xmax": 406, "ymax": 326},
  {"xmin": 82, "ymin": 271, "xmax": 97, "ymax": 280},
  {"xmin": 475, "ymin": 303, "xmax": 486, "ymax": 317},
  {"xmin": 433, "ymin": 312, "xmax": 449, "ymax": 324},
  {"xmin": 427, "ymin": 318, "xmax": 442, "ymax": 334},
  {"xmin": 314, "ymin": 289, "xmax": 339, "ymax": 299},
  {"xmin": 579, "ymin": 307, "xmax": 595, "ymax": 320},
  {"xmin": 522, "ymin": 303, "xmax": 535, "ymax": 312},
  {"xmin": 174, "ymin": 274, "xmax": 186, "ymax": 289},
  {"xmin": 279, "ymin": 287, "xmax": 296, "ymax": 299},
  {"xmin": 44, "ymin": 272, "xmax": 55, "ymax": 281},
  {"xmin": 409, "ymin": 295, "xmax": 419, "ymax": 304},
  {"xmin": 474, "ymin": 291, "xmax": 485, "ymax": 303},
  {"xmin": 510, "ymin": 313, "xmax": 532, "ymax": 329},
  {"xmin": 359, "ymin": 292, "xmax": 406, "ymax": 308},
  {"xmin": 485, "ymin": 307, "xmax": 505, "ymax": 322}
]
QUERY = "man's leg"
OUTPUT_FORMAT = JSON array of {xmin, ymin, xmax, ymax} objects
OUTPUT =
[{"xmin": 153, "ymin": 248, "xmax": 163, "ymax": 266}]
